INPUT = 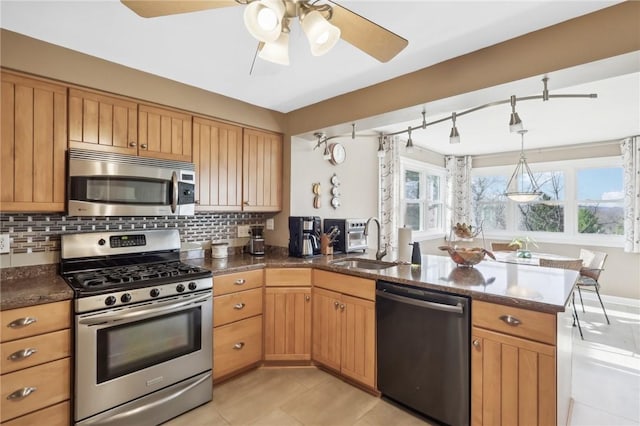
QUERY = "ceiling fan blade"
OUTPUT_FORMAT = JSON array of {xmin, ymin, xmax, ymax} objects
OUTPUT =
[
  {"xmin": 121, "ymin": 1, "xmax": 239, "ymax": 18},
  {"xmin": 329, "ymin": 2, "xmax": 408, "ymax": 63}
]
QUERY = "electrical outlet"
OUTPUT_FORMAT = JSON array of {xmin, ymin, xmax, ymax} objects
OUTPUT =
[
  {"xmin": 237, "ymin": 225, "xmax": 250, "ymax": 238},
  {"xmin": 266, "ymin": 218, "xmax": 275, "ymax": 231},
  {"xmin": 0, "ymin": 234, "xmax": 10, "ymax": 254}
]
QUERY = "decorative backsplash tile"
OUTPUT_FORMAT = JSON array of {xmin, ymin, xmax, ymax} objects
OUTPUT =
[{"xmin": 0, "ymin": 212, "xmax": 269, "ymax": 255}]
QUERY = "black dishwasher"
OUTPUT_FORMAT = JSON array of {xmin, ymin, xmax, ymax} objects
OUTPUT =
[{"xmin": 376, "ymin": 280, "xmax": 470, "ymax": 426}]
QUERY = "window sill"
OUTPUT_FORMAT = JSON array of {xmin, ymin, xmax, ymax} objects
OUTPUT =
[{"xmin": 483, "ymin": 232, "xmax": 624, "ymax": 249}]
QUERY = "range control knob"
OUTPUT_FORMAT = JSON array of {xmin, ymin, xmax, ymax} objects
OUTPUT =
[
  {"xmin": 176, "ymin": 284, "xmax": 185, "ymax": 293},
  {"xmin": 98, "ymin": 238, "xmax": 106, "ymax": 246},
  {"xmin": 150, "ymin": 288, "xmax": 160, "ymax": 298},
  {"xmin": 121, "ymin": 293, "xmax": 132, "ymax": 303},
  {"xmin": 105, "ymin": 296, "xmax": 116, "ymax": 306},
  {"xmin": 188, "ymin": 282, "xmax": 197, "ymax": 290}
]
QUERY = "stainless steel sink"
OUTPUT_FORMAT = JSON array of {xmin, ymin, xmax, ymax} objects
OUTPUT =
[{"xmin": 330, "ymin": 258, "xmax": 397, "ymax": 270}]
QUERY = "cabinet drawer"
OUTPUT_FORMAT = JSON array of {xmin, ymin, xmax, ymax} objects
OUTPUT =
[
  {"xmin": 265, "ymin": 268, "xmax": 311, "ymax": 286},
  {"xmin": 1, "ymin": 301, "xmax": 70, "ymax": 343},
  {"xmin": 0, "ymin": 358, "xmax": 70, "ymax": 422},
  {"xmin": 214, "ymin": 269, "xmax": 263, "ymax": 296},
  {"xmin": 213, "ymin": 288, "xmax": 263, "ymax": 327},
  {"xmin": 313, "ymin": 270, "xmax": 375, "ymax": 301},
  {"xmin": 213, "ymin": 315, "xmax": 262, "ymax": 380},
  {"xmin": 473, "ymin": 300, "xmax": 556, "ymax": 345},
  {"xmin": 2, "ymin": 400, "xmax": 70, "ymax": 426},
  {"xmin": 1, "ymin": 329, "xmax": 71, "ymax": 374}
]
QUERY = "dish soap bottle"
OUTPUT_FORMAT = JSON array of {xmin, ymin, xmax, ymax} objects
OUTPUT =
[{"xmin": 410, "ymin": 242, "xmax": 421, "ymax": 267}]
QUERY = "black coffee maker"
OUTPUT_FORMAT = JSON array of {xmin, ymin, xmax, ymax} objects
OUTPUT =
[{"xmin": 289, "ymin": 216, "xmax": 321, "ymax": 257}]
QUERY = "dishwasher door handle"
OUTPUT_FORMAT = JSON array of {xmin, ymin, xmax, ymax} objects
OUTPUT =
[{"xmin": 376, "ymin": 290, "xmax": 464, "ymax": 314}]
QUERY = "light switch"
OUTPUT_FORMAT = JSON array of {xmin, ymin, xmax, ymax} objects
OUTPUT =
[
  {"xmin": 0, "ymin": 234, "xmax": 10, "ymax": 254},
  {"xmin": 266, "ymin": 218, "xmax": 275, "ymax": 230}
]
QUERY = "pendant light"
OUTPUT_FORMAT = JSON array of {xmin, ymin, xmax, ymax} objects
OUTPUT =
[
  {"xmin": 405, "ymin": 127, "xmax": 414, "ymax": 152},
  {"xmin": 504, "ymin": 130, "xmax": 542, "ymax": 202},
  {"xmin": 509, "ymin": 95, "xmax": 524, "ymax": 132},
  {"xmin": 449, "ymin": 112, "xmax": 460, "ymax": 144}
]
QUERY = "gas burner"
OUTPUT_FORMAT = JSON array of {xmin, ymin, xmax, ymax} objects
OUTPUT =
[{"xmin": 68, "ymin": 261, "xmax": 210, "ymax": 290}]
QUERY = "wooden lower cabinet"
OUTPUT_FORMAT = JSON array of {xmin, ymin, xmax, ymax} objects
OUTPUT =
[
  {"xmin": 471, "ymin": 300, "xmax": 564, "ymax": 426},
  {"xmin": 213, "ymin": 315, "xmax": 263, "ymax": 381},
  {"xmin": 2, "ymin": 401, "xmax": 70, "ymax": 426},
  {"xmin": 264, "ymin": 287, "xmax": 312, "ymax": 361},
  {"xmin": 312, "ymin": 285, "xmax": 376, "ymax": 389},
  {"xmin": 264, "ymin": 268, "xmax": 312, "ymax": 362}
]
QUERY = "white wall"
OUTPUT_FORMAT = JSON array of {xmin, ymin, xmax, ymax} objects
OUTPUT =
[{"xmin": 290, "ymin": 135, "xmax": 379, "ymax": 220}]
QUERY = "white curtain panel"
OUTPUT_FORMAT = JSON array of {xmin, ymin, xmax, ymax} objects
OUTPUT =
[
  {"xmin": 445, "ymin": 155, "xmax": 473, "ymax": 228},
  {"xmin": 621, "ymin": 136, "xmax": 640, "ymax": 253},
  {"xmin": 379, "ymin": 135, "xmax": 400, "ymax": 252}
]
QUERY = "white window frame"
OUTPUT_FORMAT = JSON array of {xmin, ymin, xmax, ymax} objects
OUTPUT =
[
  {"xmin": 399, "ymin": 158, "xmax": 447, "ymax": 239},
  {"xmin": 471, "ymin": 156, "xmax": 624, "ymax": 247}
]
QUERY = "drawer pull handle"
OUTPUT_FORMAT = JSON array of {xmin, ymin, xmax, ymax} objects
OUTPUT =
[
  {"xmin": 499, "ymin": 315, "xmax": 522, "ymax": 326},
  {"xmin": 334, "ymin": 301, "xmax": 339, "ymax": 309},
  {"xmin": 340, "ymin": 304, "xmax": 345, "ymax": 311},
  {"xmin": 233, "ymin": 303, "xmax": 245, "ymax": 310},
  {"xmin": 8, "ymin": 317, "xmax": 37, "ymax": 329},
  {"xmin": 7, "ymin": 387, "xmax": 37, "ymax": 401},
  {"xmin": 233, "ymin": 342, "xmax": 245, "ymax": 350},
  {"xmin": 140, "ymin": 144, "xmax": 148, "ymax": 149},
  {"xmin": 8, "ymin": 348, "xmax": 38, "ymax": 361},
  {"xmin": 305, "ymin": 295, "xmax": 310, "ymax": 302},
  {"xmin": 472, "ymin": 339, "xmax": 480, "ymax": 347},
  {"xmin": 234, "ymin": 279, "xmax": 246, "ymax": 285},
  {"xmin": 129, "ymin": 141, "xmax": 137, "ymax": 147}
]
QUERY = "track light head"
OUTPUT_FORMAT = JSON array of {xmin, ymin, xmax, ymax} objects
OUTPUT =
[
  {"xmin": 509, "ymin": 95, "xmax": 524, "ymax": 132},
  {"xmin": 449, "ymin": 112, "xmax": 460, "ymax": 144},
  {"xmin": 405, "ymin": 127, "xmax": 414, "ymax": 152}
]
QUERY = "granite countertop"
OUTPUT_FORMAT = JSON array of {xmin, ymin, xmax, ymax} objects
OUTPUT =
[{"xmin": 1, "ymin": 252, "xmax": 576, "ymax": 313}]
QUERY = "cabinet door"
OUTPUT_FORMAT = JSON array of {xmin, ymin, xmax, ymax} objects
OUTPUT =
[
  {"xmin": 193, "ymin": 117, "xmax": 243, "ymax": 211},
  {"xmin": 138, "ymin": 104, "xmax": 192, "ymax": 162},
  {"xmin": 264, "ymin": 287, "xmax": 312, "ymax": 361},
  {"xmin": 1, "ymin": 72, "xmax": 66, "ymax": 212},
  {"xmin": 340, "ymin": 294, "xmax": 376, "ymax": 389},
  {"xmin": 311, "ymin": 287, "xmax": 341, "ymax": 371},
  {"xmin": 242, "ymin": 128, "xmax": 282, "ymax": 212},
  {"xmin": 68, "ymin": 88, "xmax": 138, "ymax": 155},
  {"xmin": 472, "ymin": 328, "xmax": 556, "ymax": 426}
]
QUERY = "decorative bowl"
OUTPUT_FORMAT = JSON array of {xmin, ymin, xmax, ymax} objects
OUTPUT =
[{"xmin": 439, "ymin": 246, "xmax": 495, "ymax": 267}]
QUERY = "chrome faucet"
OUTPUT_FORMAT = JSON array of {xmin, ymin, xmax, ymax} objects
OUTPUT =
[{"xmin": 364, "ymin": 217, "xmax": 387, "ymax": 261}]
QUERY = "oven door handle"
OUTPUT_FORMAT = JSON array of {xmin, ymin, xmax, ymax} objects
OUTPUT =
[
  {"xmin": 170, "ymin": 171, "xmax": 178, "ymax": 214},
  {"xmin": 78, "ymin": 293, "xmax": 212, "ymax": 326}
]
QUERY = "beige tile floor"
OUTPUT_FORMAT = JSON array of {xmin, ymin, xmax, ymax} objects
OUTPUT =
[{"xmin": 166, "ymin": 295, "xmax": 639, "ymax": 426}]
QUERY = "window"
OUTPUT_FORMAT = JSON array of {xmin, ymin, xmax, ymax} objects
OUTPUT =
[
  {"xmin": 471, "ymin": 157, "xmax": 623, "ymax": 246},
  {"xmin": 577, "ymin": 167, "xmax": 624, "ymax": 235},
  {"xmin": 400, "ymin": 158, "xmax": 445, "ymax": 236}
]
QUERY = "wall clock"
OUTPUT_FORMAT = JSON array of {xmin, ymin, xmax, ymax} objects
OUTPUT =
[{"xmin": 328, "ymin": 143, "xmax": 346, "ymax": 165}]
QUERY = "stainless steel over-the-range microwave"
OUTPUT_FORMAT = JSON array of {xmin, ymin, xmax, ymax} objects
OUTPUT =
[{"xmin": 67, "ymin": 148, "xmax": 196, "ymax": 217}]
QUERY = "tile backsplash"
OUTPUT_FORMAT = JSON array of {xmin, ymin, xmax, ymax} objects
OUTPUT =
[{"xmin": 0, "ymin": 212, "xmax": 269, "ymax": 265}]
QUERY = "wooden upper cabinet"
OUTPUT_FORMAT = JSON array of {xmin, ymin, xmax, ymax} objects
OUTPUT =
[
  {"xmin": 68, "ymin": 88, "xmax": 138, "ymax": 155},
  {"xmin": 193, "ymin": 116, "xmax": 243, "ymax": 211},
  {"xmin": 243, "ymin": 128, "xmax": 282, "ymax": 212},
  {"xmin": 69, "ymin": 89, "xmax": 192, "ymax": 162},
  {"xmin": 138, "ymin": 104, "xmax": 192, "ymax": 162},
  {"xmin": 1, "ymin": 72, "xmax": 67, "ymax": 212}
]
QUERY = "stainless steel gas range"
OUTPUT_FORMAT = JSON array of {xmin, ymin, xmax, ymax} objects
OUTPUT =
[{"xmin": 60, "ymin": 229, "xmax": 213, "ymax": 425}]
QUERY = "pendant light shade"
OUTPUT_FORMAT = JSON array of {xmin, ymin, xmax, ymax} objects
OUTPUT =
[
  {"xmin": 449, "ymin": 112, "xmax": 460, "ymax": 144},
  {"xmin": 258, "ymin": 31, "xmax": 290, "ymax": 65},
  {"xmin": 301, "ymin": 10, "xmax": 341, "ymax": 56},
  {"xmin": 504, "ymin": 130, "xmax": 542, "ymax": 202},
  {"xmin": 509, "ymin": 95, "xmax": 524, "ymax": 133},
  {"xmin": 244, "ymin": 0, "xmax": 286, "ymax": 43}
]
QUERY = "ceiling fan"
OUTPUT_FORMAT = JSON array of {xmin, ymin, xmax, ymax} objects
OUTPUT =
[{"xmin": 121, "ymin": 0, "xmax": 409, "ymax": 65}]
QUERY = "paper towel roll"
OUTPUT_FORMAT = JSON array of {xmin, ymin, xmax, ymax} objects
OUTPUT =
[{"xmin": 398, "ymin": 227, "xmax": 412, "ymax": 263}]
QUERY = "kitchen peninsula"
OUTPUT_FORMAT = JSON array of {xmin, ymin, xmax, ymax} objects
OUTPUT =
[{"xmin": 1, "ymin": 252, "xmax": 576, "ymax": 425}]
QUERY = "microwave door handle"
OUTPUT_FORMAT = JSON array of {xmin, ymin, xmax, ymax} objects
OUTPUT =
[{"xmin": 170, "ymin": 171, "xmax": 178, "ymax": 214}]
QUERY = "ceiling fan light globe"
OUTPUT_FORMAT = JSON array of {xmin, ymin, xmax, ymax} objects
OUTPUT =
[
  {"xmin": 244, "ymin": 0, "xmax": 285, "ymax": 42},
  {"xmin": 301, "ymin": 10, "xmax": 341, "ymax": 56},
  {"xmin": 258, "ymin": 32, "xmax": 290, "ymax": 65}
]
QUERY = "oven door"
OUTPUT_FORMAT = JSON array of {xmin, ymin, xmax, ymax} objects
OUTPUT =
[{"xmin": 75, "ymin": 291, "xmax": 212, "ymax": 422}]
